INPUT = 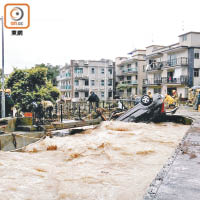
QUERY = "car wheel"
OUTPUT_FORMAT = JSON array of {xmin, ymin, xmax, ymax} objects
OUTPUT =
[{"xmin": 141, "ymin": 95, "xmax": 152, "ymax": 106}]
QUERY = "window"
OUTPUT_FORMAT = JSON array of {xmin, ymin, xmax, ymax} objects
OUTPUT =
[
  {"xmin": 101, "ymin": 68, "xmax": 104, "ymax": 74},
  {"xmin": 75, "ymin": 92, "xmax": 79, "ymax": 98},
  {"xmin": 195, "ymin": 53, "xmax": 199, "ymax": 59},
  {"xmin": 91, "ymin": 68, "xmax": 95, "ymax": 74},
  {"xmin": 154, "ymin": 73, "xmax": 161, "ymax": 80},
  {"xmin": 120, "ymin": 66, "xmax": 124, "ymax": 70},
  {"xmin": 108, "ymin": 91, "xmax": 112, "ymax": 98},
  {"xmin": 85, "ymin": 91, "xmax": 89, "ymax": 97},
  {"xmin": 91, "ymin": 80, "xmax": 95, "ymax": 86},
  {"xmin": 101, "ymin": 80, "xmax": 104, "ymax": 86},
  {"xmin": 182, "ymin": 35, "xmax": 187, "ymax": 41},
  {"xmin": 127, "ymin": 88, "xmax": 132, "ymax": 93},
  {"xmin": 74, "ymin": 68, "xmax": 83, "ymax": 74},
  {"xmin": 194, "ymin": 69, "xmax": 199, "ymax": 77},
  {"xmin": 135, "ymin": 62, "xmax": 138, "ymax": 67},
  {"xmin": 74, "ymin": 80, "xmax": 79, "ymax": 86},
  {"xmin": 154, "ymin": 88, "xmax": 161, "ymax": 94},
  {"xmin": 66, "ymin": 85, "xmax": 71, "ymax": 89},
  {"xmin": 168, "ymin": 54, "xmax": 177, "ymax": 66},
  {"xmin": 136, "ymin": 75, "xmax": 138, "ymax": 80},
  {"xmin": 142, "ymin": 87, "xmax": 147, "ymax": 95},
  {"xmin": 85, "ymin": 79, "xmax": 89, "ymax": 86},
  {"xmin": 127, "ymin": 76, "xmax": 131, "ymax": 81},
  {"xmin": 66, "ymin": 72, "xmax": 71, "ymax": 77},
  {"xmin": 119, "ymin": 76, "xmax": 124, "ymax": 81},
  {"xmin": 108, "ymin": 68, "xmax": 112, "ymax": 74},
  {"xmin": 143, "ymin": 65, "xmax": 146, "ymax": 72},
  {"xmin": 101, "ymin": 92, "xmax": 104, "ymax": 97},
  {"xmin": 108, "ymin": 79, "xmax": 112, "ymax": 86}
]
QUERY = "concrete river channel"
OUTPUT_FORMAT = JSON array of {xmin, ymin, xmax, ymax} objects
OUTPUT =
[{"xmin": 0, "ymin": 107, "xmax": 197, "ymax": 200}]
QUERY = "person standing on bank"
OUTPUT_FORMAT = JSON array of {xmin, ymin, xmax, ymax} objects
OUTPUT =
[
  {"xmin": 88, "ymin": 91, "xmax": 100, "ymax": 110},
  {"xmin": 0, "ymin": 89, "xmax": 15, "ymax": 117}
]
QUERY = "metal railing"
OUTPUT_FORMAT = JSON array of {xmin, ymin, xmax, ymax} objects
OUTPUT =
[
  {"xmin": 147, "ymin": 62, "xmax": 163, "ymax": 71},
  {"xmin": 122, "ymin": 80, "xmax": 138, "ymax": 85},
  {"xmin": 60, "ymin": 85, "xmax": 72, "ymax": 90},
  {"xmin": 147, "ymin": 57, "xmax": 188, "ymax": 72},
  {"xmin": 143, "ymin": 76, "xmax": 188, "ymax": 85},
  {"xmin": 122, "ymin": 68, "xmax": 138, "ymax": 74},
  {"xmin": 143, "ymin": 79, "xmax": 162, "ymax": 85},
  {"xmin": 31, "ymin": 99, "xmax": 136, "ymax": 124},
  {"xmin": 162, "ymin": 76, "xmax": 188, "ymax": 84},
  {"xmin": 74, "ymin": 73, "xmax": 88, "ymax": 79},
  {"xmin": 164, "ymin": 57, "xmax": 188, "ymax": 67},
  {"xmin": 74, "ymin": 86, "xmax": 89, "ymax": 91}
]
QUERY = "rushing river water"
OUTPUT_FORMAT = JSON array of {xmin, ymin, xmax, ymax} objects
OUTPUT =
[{"xmin": 0, "ymin": 121, "xmax": 189, "ymax": 200}]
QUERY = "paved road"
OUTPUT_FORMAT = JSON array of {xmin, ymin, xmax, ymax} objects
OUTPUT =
[{"xmin": 144, "ymin": 106, "xmax": 200, "ymax": 200}]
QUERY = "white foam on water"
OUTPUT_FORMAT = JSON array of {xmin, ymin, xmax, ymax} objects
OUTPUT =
[{"xmin": 0, "ymin": 121, "xmax": 189, "ymax": 200}]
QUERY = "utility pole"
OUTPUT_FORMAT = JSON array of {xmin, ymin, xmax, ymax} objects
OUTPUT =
[{"xmin": 1, "ymin": 17, "xmax": 5, "ymax": 118}]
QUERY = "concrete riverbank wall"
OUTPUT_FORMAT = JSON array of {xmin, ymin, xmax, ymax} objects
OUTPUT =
[{"xmin": 0, "ymin": 117, "xmax": 101, "ymax": 151}]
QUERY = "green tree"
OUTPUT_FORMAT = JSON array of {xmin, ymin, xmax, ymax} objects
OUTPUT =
[
  {"xmin": 6, "ymin": 67, "xmax": 60, "ymax": 112},
  {"xmin": 35, "ymin": 63, "xmax": 60, "ymax": 86}
]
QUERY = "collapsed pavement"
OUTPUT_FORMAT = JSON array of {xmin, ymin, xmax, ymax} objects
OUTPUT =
[{"xmin": 144, "ymin": 107, "xmax": 200, "ymax": 200}]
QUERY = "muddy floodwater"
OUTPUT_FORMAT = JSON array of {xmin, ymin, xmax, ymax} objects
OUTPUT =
[{"xmin": 0, "ymin": 121, "xmax": 189, "ymax": 200}]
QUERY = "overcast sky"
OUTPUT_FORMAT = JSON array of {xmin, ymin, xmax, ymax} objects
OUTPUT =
[{"xmin": 0, "ymin": 0, "xmax": 200, "ymax": 73}]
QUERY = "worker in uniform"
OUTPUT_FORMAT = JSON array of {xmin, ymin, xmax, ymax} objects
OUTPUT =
[
  {"xmin": 187, "ymin": 88, "xmax": 194, "ymax": 106},
  {"xmin": 172, "ymin": 90, "xmax": 178, "ymax": 106},
  {"xmin": 194, "ymin": 91, "xmax": 200, "ymax": 110},
  {"xmin": 164, "ymin": 94, "xmax": 176, "ymax": 108},
  {"xmin": 147, "ymin": 90, "xmax": 153, "ymax": 99}
]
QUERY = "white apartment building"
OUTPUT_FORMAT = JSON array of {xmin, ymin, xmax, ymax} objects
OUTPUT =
[
  {"xmin": 115, "ymin": 49, "xmax": 146, "ymax": 98},
  {"xmin": 57, "ymin": 59, "xmax": 114, "ymax": 101},
  {"xmin": 145, "ymin": 32, "xmax": 200, "ymax": 99},
  {"xmin": 57, "ymin": 64, "xmax": 72, "ymax": 99}
]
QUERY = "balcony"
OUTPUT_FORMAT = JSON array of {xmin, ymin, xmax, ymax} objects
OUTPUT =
[
  {"xmin": 117, "ymin": 80, "xmax": 138, "ymax": 89},
  {"xmin": 162, "ymin": 76, "xmax": 188, "ymax": 85},
  {"xmin": 57, "ymin": 76, "xmax": 68, "ymax": 81},
  {"xmin": 60, "ymin": 85, "xmax": 72, "ymax": 90},
  {"xmin": 74, "ymin": 73, "xmax": 88, "ymax": 79},
  {"xmin": 143, "ymin": 79, "xmax": 162, "ymax": 85},
  {"xmin": 147, "ymin": 57, "xmax": 188, "ymax": 72},
  {"xmin": 122, "ymin": 80, "xmax": 138, "ymax": 85},
  {"xmin": 164, "ymin": 57, "xmax": 188, "ymax": 68},
  {"xmin": 65, "ymin": 73, "xmax": 71, "ymax": 79},
  {"xmin": 147, "ymin": 62, "xmax": 163, "ymax": 72},
  {"xmin": 122, "ymin": 68, "xmax": 138, "ymax": 74},
  {"xmin": 75, "ymin": 86, "xmax": 89, "ymax": 92},
  {"xmin": 57, "ymin": 73, "xmax": 71, "ymax": 81},
  {"xmin": 143, "ymin": 76, "xmax": 188, "ymax": 85}
]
